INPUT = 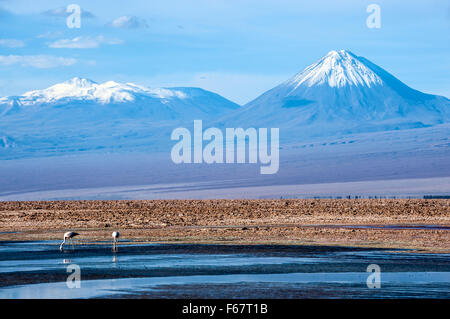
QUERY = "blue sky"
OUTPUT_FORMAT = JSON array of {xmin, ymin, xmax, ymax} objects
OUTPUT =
[{"xmin": 0, "ymin": 0, "xmax": 449, "ymax": 104}]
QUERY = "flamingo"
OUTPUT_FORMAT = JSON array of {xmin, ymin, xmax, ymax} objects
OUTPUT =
[
  {"xmin": 112, "ymin": 231, "xmax": 120, "ymax": 251},
  {"xmin": 60, "ymin": 231, "xmax": 79, "ymax": 251}
]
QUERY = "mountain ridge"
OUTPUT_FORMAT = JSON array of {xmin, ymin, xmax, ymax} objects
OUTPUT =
[
  {"xmin": 0, "ymin": 77, "xmax": 241, "ymax": 121},
  {"xmin": 0, "ymin": 50, "xmax": 449, "ymax": 156},
  {"xmin": 0, "ymin": 77, "xmax": 239, "ymax": 106}
]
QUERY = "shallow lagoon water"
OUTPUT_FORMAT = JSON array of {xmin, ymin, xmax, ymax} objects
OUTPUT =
[
  {"xmin": 2, "ymin": 272, "xmax": 449, "ymax": 299},
  {"xmin": 0, "ymin": 241, "xmax": 449, "ymax": 299}
]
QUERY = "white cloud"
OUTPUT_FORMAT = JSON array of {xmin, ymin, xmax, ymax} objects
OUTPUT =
[
  {"xmin": 0, "ymin": 39, "xmax": 25, "ymax": 48},
  {"xmin": 0, "ymin": 55, "xmax": 77, "ymax": 69},
  {"xmin": 108, "ymin": 16, "xmax": 148, "ymax": 29},
  {"xmin": 49, "ymin": 36, "xmax": 123, "ymax": 49},
  {"xmin": 37, "ymin": 31, "xmax": 64, "ymax": 39}
]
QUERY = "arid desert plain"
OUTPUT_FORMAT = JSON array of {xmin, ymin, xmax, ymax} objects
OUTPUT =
[{"xmin": 0, "ymin": 199, "xmax": 448, "ymax": 252}]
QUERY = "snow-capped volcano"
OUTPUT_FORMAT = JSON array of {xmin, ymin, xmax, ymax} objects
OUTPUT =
[
  {"xmin": 221, "ymin": 50, "xmax": 449, "ymax": 136},
  {"xmin": 0, "ymin": 77, "xmax": 240, "ymax": 120},
  {"xmin": 0, "ymin": 78, "xmax": 240, "ymax": 153},
  {"xmin": 5, "ymin": 77, "xmax": 204, "ymax": 105}
]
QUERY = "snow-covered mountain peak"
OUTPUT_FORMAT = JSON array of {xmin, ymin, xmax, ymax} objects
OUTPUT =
[
  {"xmin": 0, "ymin": 77, "xmax": 240, "ymax": 123},
  {"xmin": 21, "ymin": 78, "xmax": 99, "ymax": 104},
  {"xmin": 102, "ymin": 80, "xmax": 122, "ymax": 88},
  {"xmin": 286, "ymin": 49, "xmax": 383, "ymax": 90},
  {"xmin": 324, "ymin": 49, "xmax": 352, "ymax": 59},
  {"xmin": 64, "ymin": 77, "xmax": 97, "ymax": 87},
  {"xmin": 10, "ymin": 78, "xmax": 194, "ymax": 105}
]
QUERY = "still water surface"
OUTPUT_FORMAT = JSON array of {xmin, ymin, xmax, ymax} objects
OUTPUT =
[{"xmin": 0, "ymin": 241, "xmax": 448, "ymax": 298}]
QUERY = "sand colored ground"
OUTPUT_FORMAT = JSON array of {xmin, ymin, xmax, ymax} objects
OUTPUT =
[{"xmin": 0, "ymin": 199, "xmax": 448, "ymax": 252}]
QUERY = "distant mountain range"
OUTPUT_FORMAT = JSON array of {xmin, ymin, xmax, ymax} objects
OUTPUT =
[{"xmin": 0, "ymin": 50, "xmax": 448, "ymax": 157}]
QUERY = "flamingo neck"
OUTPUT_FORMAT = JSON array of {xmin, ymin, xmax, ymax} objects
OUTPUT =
[{"xmin": 60, "ymin": 237, "xmax": 66, "ymax": 249}]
